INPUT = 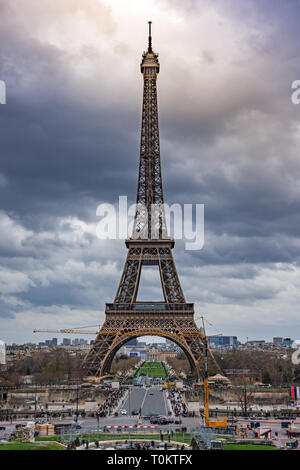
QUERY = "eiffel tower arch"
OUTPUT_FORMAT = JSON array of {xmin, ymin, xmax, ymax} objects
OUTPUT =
[{"xmin": 83, "ymin": 23, "xmax": 204, "ymax": 378}]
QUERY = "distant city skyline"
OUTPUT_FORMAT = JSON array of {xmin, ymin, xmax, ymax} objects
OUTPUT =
[{"xmin": 2, "ymin": 333, "xmax": 296, "ymax": 348}]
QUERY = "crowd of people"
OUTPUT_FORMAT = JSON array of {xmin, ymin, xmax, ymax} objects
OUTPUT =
[
  {"xmin": 168, "ymin": 390, "xmax": 187, "ymax": 416},
  {"xmin": 96, "ymin": 387, "xmax": 128, "ymax": 418}
]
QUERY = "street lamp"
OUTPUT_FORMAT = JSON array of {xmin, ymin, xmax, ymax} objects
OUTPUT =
[
  {"xmin": 128, "ymin": 389, "xmax": 131, "ymax": 415},
  {"xmin": 75, "ymin": 380, "xmax": 79, "ymax": 423}
]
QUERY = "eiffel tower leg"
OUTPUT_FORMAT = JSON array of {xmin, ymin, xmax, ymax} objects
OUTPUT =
[{"xmin": 82, "ymin": 317, "xmax": 128, "ymax": 376}]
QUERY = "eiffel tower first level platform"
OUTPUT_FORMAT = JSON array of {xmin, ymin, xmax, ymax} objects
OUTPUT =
[{"xmin": 82, "ymin": 23, "xmax": 205, "ymax": 378}]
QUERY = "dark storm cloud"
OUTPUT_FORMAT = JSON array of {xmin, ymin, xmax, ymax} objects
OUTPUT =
[{"xmin": 0, "ymin": 58, "xmax": 138, "ymax": 225}]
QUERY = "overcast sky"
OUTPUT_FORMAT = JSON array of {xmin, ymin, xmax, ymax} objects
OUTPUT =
[{"xmin": 1, "ymin": 0, "xmax": 300, "ymax": 345}]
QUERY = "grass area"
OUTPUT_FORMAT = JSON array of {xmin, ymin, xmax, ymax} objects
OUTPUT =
[
  {"xmin": 0, "ymin": 442, "xmax": 65, "ymax": 451},
  {"xmin": 135, "ymin": 361, "xmax": 167, "ymax": 378},
  {"xmin": 36, "ymin": 432, "xmax": 191, "ymax": 444},
  {"xmin": 223, "ymin": 443, "xmax": 279, "ymax": 451}
]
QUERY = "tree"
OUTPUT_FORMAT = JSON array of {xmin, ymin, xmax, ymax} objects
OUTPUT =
[
  {"xmin": 262, "ymin": 371, "xmax": 271, "ymax": 384},
  {"xmin": 234, "ymin": 384, "xmax": 254, "ymax": 417}
]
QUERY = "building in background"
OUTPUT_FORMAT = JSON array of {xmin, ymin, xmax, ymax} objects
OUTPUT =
[
  {"xmin": 147, "ymin": 347, "xmax": 160, "ymax": 361},
  {"xmin": 209, "ymin": 335, "xmax": 238, "ymax": 349},
  {"xmin": 62, "ymin": 338, "xmax": 71, "ymax": 346},
  {"xmin": 119, "ymin": 345, "xmax": 147, "ymax": 360},
  {"xmin": 273, "ymin": 337, "xmax": 283, "ymax": 346},
  {"xmin": 246, "ymin": 340, "xmax": 265, "ymax": 348},
  {"xmin": 282, "ymin": 338, "xmax": 293, "ymax": 347},
  {"xmin": 51, "ymin": 338, "xmax": 57, "ymax": 347},
  {"xmin": 0, "ymin": 340, "xmax": 6, "ymax": 366}
]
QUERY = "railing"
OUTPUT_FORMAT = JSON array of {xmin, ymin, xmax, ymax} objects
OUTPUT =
[{"xmin": 106, "ymin": 303, "xmax": 194, "ymax": 312}]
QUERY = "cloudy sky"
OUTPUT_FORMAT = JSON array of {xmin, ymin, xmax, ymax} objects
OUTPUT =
[{"xmin": 1, "ymin": 0, "xmax": 300, "ymax": 345}]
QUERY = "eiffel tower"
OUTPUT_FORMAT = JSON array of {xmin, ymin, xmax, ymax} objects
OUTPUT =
[{"xmin": 83, "ymin": 22, "xmax": 204, "ymax": 377}]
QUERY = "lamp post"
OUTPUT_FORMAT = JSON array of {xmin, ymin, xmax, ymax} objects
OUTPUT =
[
  {"xmin": 128, "ymin": 389, "xmax": 131, "ymax": 415},
  {"xmin": 75, "ymin": 380, "xmax": 79, "ymax": 423},
  {"xmin": 34, "ymin": 382, "xmax": 38, "ymax": 419}
]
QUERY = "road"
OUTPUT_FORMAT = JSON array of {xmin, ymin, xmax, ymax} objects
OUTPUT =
[{"xmin": 119, "ymin": 386, "xmax": 168, "ymax": 417}]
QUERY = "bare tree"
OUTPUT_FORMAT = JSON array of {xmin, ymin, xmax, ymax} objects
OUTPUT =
[{"xmin": 234, "ymin": 384, "xmax": 255, "ymax": 416}]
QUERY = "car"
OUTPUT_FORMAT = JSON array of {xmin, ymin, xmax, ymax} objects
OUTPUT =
[
  {"xmin": 115, "ymin": 443, "xmax": 132, "ymax": 450},
  {"xmin": 150, "ymin": 417, "xmax": 159, "ymax": 424},
  {"xmin": 0, "ymin": 426, "xmax": 6, "ymax": 431},
  {"xmin": 150, "ymin": 416, "xmax": 168, "ymax": 425},
  {"xmin": 120, "ymin": 409, "xmax": 127, "ymax": 415},
  {"xmin": 161, "ymin": 417, "xmax": 173, "ymax": 425},
  {"xmin": 149, "ymin": 392, "xmax": 153, "ymax": 395},
  {"xmin": 71, "ymin": 423, "xmax": 82, "ymax": 429},
  {"xmin": 132, "ymin": 409, "xmax": 140, "ymax": 416},
  {"xmin": 142, "ymin": 414, "xmax": 153, "ymax": 420}
]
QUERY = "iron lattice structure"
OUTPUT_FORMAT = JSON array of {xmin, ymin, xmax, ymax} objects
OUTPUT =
[{"xmin": 83, "ymin": 24, "xmax": 204, "ymax": 377}]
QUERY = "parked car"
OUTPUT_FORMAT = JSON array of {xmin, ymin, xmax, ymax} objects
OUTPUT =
[
  {"xmin": 120, "ymin": 409, "xmax": 127, "ymax": 415},
  {"xmin": 157, "ymin": 418, "xmax": 170, "ymax": 425},
  {"xmin": 150, "ymin": 416, "xmax": 169, "ymax": 425},
  {"xmin": 143, "ymin": 414, "xmax": 153, "ymax": 420}
]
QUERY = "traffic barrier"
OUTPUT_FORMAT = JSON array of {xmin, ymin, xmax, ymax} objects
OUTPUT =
[{"xmin": 105, "ymin": 425, "xmax": 159, "ymax": 429}]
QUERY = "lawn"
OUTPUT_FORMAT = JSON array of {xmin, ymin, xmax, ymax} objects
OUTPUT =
[
  {"xmin": 223, "ymin": 443, "xmax": 279, "ymax": 451},
  {"xmin": 135, "ymin": 361, "xmax": 167, "ymax": 378},
  {"xmin": 36, "ymin": 432, "xmax": 191, "ymax": 444},
  {"xmin": 0, "ymin": 442, "xmax": 65, "ymax": 451}
]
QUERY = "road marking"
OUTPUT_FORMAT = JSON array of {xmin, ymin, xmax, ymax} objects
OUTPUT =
[
  {"xmin": 140, "ymin": 387, "xmax": 148, "ymax": 412},
  {"xmin": 163, "ymin": 389, "xmax": 169, "ymax": 416}
]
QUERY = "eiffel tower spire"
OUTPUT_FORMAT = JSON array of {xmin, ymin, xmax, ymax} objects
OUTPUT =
[
  {"xmin": 148, "ymin": 20, "xmax": 152, "ymax": 52},
  {"xmin": 132, "ymin": 21, "xmax": 168, "ymax": 240}
]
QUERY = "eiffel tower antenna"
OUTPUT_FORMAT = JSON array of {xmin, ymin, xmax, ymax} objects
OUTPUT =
[
  {"xmin": 82, "ymin": 24, "xmax": 204, "ymax": 378},
  {"xmin": 148, "ymin": 20, "xmax": 152, "ymax": 52}
]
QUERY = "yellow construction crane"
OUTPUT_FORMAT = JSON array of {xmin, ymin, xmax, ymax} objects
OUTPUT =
[{"xmin": 201, "ymin": 317, "xmax": 227, "ymax": 428}]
